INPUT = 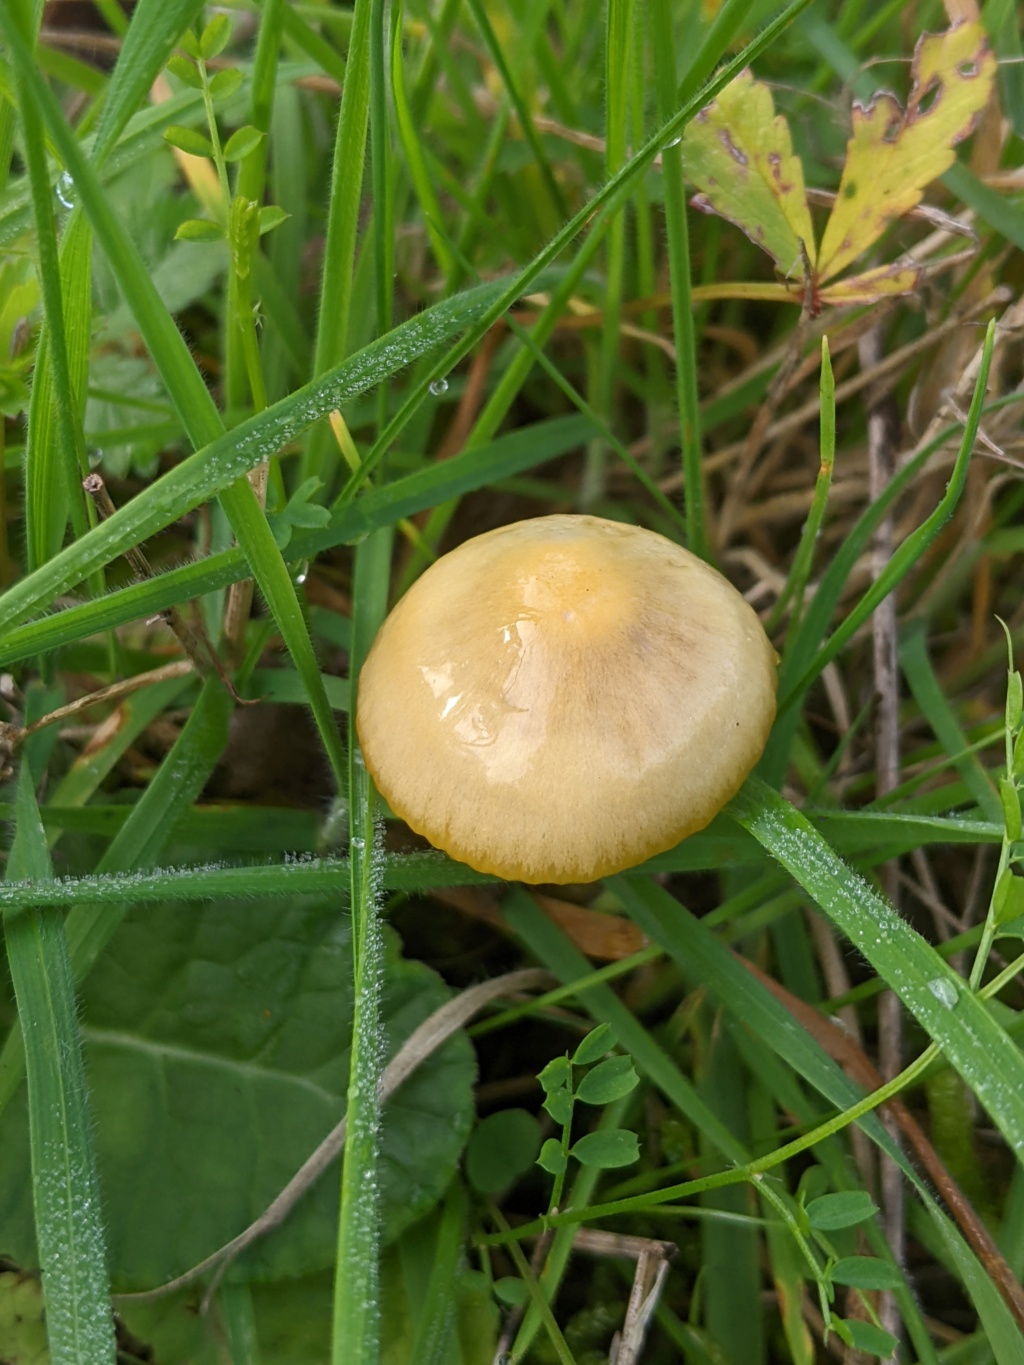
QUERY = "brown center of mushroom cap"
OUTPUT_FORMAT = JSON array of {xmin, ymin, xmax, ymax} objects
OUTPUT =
[{"xmin": 512, "ymin": 542, "xmax": 629, "ymax": 634}]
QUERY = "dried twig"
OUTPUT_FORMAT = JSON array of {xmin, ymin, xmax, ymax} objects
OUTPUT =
[
  {"xmin": 860, "ymin": 322, "xmax": 905, "ymax": 1345},
  {"xmin": 82, "ymin": 473, "xmax": 245, "ymax": 702}
]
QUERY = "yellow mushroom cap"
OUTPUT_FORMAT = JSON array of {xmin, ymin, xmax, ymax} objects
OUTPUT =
[{"xmin": 356, "ymin": 515, "xmax": 777, "ymax": 884}]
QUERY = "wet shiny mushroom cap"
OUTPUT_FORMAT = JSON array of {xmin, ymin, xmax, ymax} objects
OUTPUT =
[{"xmin": 356, "ymin": 515, "xmax": 778, "ymax": 883}]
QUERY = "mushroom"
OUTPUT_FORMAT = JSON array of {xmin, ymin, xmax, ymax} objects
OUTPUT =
[{"xmin": 356, "ymin": 514, "xmax": 777, "ymax": 884}]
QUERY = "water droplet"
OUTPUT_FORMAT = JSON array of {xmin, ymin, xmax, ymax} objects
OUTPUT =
[
  {"xmin": 351, "ymin": 837, "xmax": 365, "ymax": 850},
  {"xmin": 55, "ymin": 171, "xmax": 75, "ymax": 209},
  {"xmin": 664, "ymin": 135, "xmax": 682, "ymax": 148},
  {"xmin": 927, "ymin": 977, "xmax": 959, "ymax": 1009},
  {"xmin": 429, "ymin": 377, "xmax": 449, "ymax": 396}
]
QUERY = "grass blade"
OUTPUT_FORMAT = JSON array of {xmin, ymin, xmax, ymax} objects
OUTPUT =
[
  {"xmin": 92, "ymin": 0, "xmax": 207, "ymax": 162},
  {"xmin": 333, "ymin": 528, "xmax": 392, "ymax": 1365},
  {"xmin": 0, "ymin": 411, "xmax": 593, "ymax": 668},
  {"xmin": 0, "ymin": 273, "xmax": 534, "ymax": 640},
  {"xmin": 302, "ymin": 0, "xmax": 371, "ymax": 487},
  {"xmin": 779, "ymin": 319, "xmax": 995, "ymax": 713},
  {"xmin": 5, "ymin": 709, "xmax": 115, "ymax": 1364},
  {"xmin": 0, "ymin": 8, "xmax": 345, "ymax": 785},
  {"xmin": 13, "ymin": 3, "xmax": 88, "ymax": 568},
  {"xmin": 651, "ymin": 0, "xmax": 705, "ymax": 557},
  {"xmin": 730, "ymin": 779, "xmax": 1024, "ymax": 1161}
]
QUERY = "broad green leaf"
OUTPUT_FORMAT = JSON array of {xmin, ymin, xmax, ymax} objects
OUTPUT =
[
  {"xmin": 835, "ymin": 1318, "xmax": 899, "ymax": 1359},
  {"xmin": 817, "ymin": 21, "xmax": 996, "ymax": 280},
  {"xmin": 999, "ymin": 775, "xmax": 1022, "ymax": 841},
  {"xmin": 166, "ymin": 54, "xmax": 203, "ymax": 89},
  {"xmin": 994, "ymin": 868, "xmax": 1024, "ymax": 927},
  {"xmin": 537, "ymin": 1139, "xmax": 567, "ymax": 1175},
  {"xmin": 209, "ymin": 67, "xmax": 244, "ymax": 102},
  {"xmin": 258, "ymin": 203, "xmax": 290, "ymax": 234},
  {"xmin": 569, "ymin": 1129, "xmax": 640, "ymax": 1170},
  {"xmin": 0, "ymin": 903, "xmax": 475, "ymax": 1289},
  {"xmin": 494, "ymin": 1278, "xmax": 530, "ymax": 1307},
  {"xmin": 575, "ymin": 1055, "xmax": 639, "ymax": 1106},
  {"xmin": 829, "ymin": 1256, "xmax": 903, "ymax": 1291},
  {"xmin": 542, "ymin": 1086, "xmax": 573, "ymax": 1127},
  {"xmin": 199, "ymin": 12, "xmax": 232, "ymax": 60},
  {"xmin": 465, "ymin": 1111, "xmax": 542, "ymax": 1194},
  {"xmin": 805, "ymin": 1191, "xmax": 879, "ymax": 1231},
  {"xmin": 572, "ymin": 1023, "xmax": 614, "ymax": 1068},
  {"xmin": 223, "ymin": 123, "xmax": 264, "ymax": 161},
  {"xmin": 1006, "ymin": 670, "xmax": 1023, "ymax": 732},
  {"xmin": 163, "ymin": 123, "xmax": 214, "ymax": 157},
  {"xmin": 537, "ymin": 1055, "xmax": 572, "ymax": 1095},
  {"xmin": 682, "ymin": 68, "xmax": 813, "ymax": 281},
  {"xmin": 175, "ymin": 216, "xmax": 225, "ymax": 242}
]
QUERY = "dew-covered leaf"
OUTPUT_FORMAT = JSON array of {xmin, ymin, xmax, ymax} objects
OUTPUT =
[
  {"xmin": 0, "ymin": 896, "xmax": 475, "ymax": 1289},
  {"xmin": 817, "ymin": 21, "xmax": 995, "ymax": 282},
  {"xmin": 682, "ymin": 68, "xmax": 813, "ymax": 282}
]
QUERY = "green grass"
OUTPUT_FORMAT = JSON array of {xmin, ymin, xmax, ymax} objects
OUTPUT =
[{"xmin": 0, "ymin": 2, "xmax": 1023, "ymax": 1363}]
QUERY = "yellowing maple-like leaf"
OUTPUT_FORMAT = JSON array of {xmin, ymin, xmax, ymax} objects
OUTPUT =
[
  {"xmin": 816, "ymin": 22, "xmax": 996, "ymax": 280},
  {"xmin": 682, "ymin": 68, "xmax": 813, "ymax": 282},
  {"xmin": 680, "ymin": 20, "xmax": 996, "ymax": 311}
]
